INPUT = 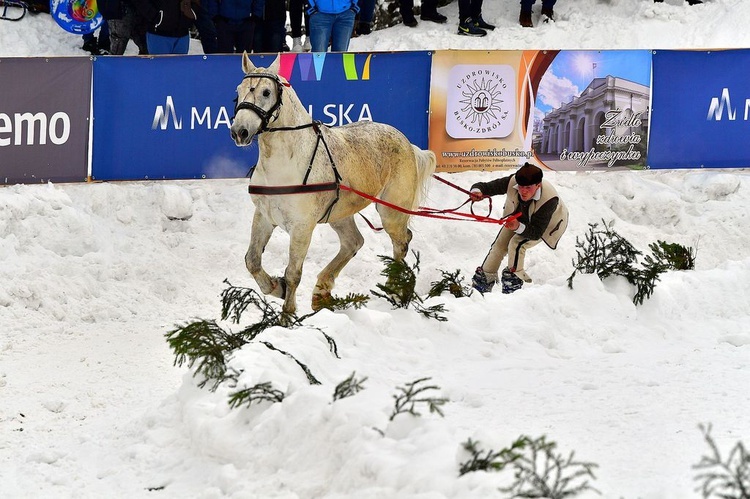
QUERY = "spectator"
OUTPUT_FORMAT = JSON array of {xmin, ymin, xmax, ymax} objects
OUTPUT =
[
  {"xmin": 289, "ymin": 0, "xmax": 311, "ymax": 52},
  {"xmin": 457, "ymin": 0, "xmax": 494, "ymax": 37},
  {"xmin": 81, "ymin": 23, "xmax": 111, "ymax": 55},
  {"xmin": 519, "ymin": 0, "xmax": 556, "ymax": 27},
  {"xmin": 193, "ymin": 2, "xmax": 218, "ymax": 54},
  {"xmin": 654, "ymin": 0, "xmax": 702, "ymax": 4},
  {"xmin": 307, "ymin": 0, "xmax": 358, "ymax": 52},
  {"xmin": 468, "ymin": 163, "xmax": 568, "ymax": 294},
  {"xmin": 399, "ymin": 0, "xmax": 446, "ymax": 28},
  {"xmin": 203, "ymin": 0, "xmax": 254, "ymax": 54},
  {"xmin": 132, "ymin": 0, "xmax": 199, "ymax": 54},
  {"xmin": 356, "ymin": 0, "xmax": 375, "ymax": 34},
  {"xmin": 253, "ymin": 0, "xmax": 286, "ymax": 53},
  {"xmin": 99, "ymin": 0, "xmax": 149, "ymax": 55}
]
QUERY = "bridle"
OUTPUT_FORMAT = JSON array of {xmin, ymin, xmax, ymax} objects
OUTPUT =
[{"xmin": 233, "ymin": 72, "xmax": 287, "ymax": 132}]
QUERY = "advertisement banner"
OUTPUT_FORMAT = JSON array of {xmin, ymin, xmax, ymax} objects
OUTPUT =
[
  {"xmin": 0, "ymin": 57, "xmax": 91, "ymax": 185},
  {"xmin": 650, "ymin": 49, "xmax": 750, "ymax": 169},
  {"xmin": 91, "ymin": 52, "xmax": 431, "ymax": 181},
  {"xmin": 429, "ymin": 50, "xmax": 651, "ymax": 172}
]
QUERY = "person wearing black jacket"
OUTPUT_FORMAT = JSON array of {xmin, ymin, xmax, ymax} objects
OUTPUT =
[
  {"xmin": 132, "ymin": 0, "xmax": 199, "ymax": 53},
  {"xmin": 252, "ymin": 0, "xmax": 286, "ymax": 53},
  {"xmin": 99, "ymin": 0, "xmax": 149, "ymax": 54}
]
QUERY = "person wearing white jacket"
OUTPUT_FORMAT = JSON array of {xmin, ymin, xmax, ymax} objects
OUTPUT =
[{"xmin": 469, "ymin": 163, "xmax": 569, "ymax": 294}]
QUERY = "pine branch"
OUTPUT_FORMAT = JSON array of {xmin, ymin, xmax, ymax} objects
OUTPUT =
[
  {"xmin": 694, "ymin": 423, "xmax": 750, "ymax": 499},
  {"xmin": 164, "ymin": 320, "xmax": 246, "ymax": 390},
  {"xmin": 458, "ymin": 437, "xmax": 529, "ymax": 476},
  {"xmin": 389, "ymin": 377, "xmax": 448, "ymax": 421},
  {"xmin": 333, "ymin": 372, "xmax": 368, "ymax": 401},
  {"xmin": 499, "ymin": 435, "xmax": 600, "ymax": 499},
  {"xmin": 313, "ymin": 293, "xmax": 370, "ymax": 311},
  {"xmin": 221, "ymin": 280, "xmax": 279, "ymax": 324},
  {"xmin": 371, "ymin": 252, "xmax": 450, "ymax": 321},
  {"xmin": 428, "ymin": 269, "xmax": 472, "ymax": 298},
  {"xmin": 414, "ymin": 302, "xmax": 448, "ymax": 322},
  {"xmin": 228, "ymin": 381, "xmax": 285, "ymax": 409},
  {"xmin": 646, "ymin": 240, "xmax": 697, "ymax": 271},
  {"xmin": 259, "ymin": 340, "xmax": 321, "ymax": 385},
  {"xmin": 568, "ymin": 221, "xmax": 696, "ymax": 306}
]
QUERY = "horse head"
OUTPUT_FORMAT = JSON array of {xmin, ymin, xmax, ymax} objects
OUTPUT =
[{"xmin": 230, "ymin": 53, "xmax": 286, "ymax": 146}]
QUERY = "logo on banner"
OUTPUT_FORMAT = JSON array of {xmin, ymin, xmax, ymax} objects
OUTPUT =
[
  {"xmin": 446, "ymin": 64, "xmax": 515, "ymax": 139},
  {"xmin": 0, "ymin": 111, "xmax": 71, "ymax": 146},
  {"xmin": 151, "ymin": 96, "xmax": 232, "ymax": 130},
  {"xmin": 706, "ymin": 88, "xmax": 750, "ymax": 121}
]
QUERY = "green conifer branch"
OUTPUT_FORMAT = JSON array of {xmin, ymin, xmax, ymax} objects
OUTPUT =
[
  {"xmin": 259, "ymin": 340, "xmax": 321, "ymax": 385},
  {"xmin": 694, "ymin": 423, "xmax": 750, "ymax": 499},
  {"xmin": 389, "ymin": 377, "xmax": 448, "ymax": 421},
  {"xmin": 164, "ymin": 319, "xmax": 247, "ymax": 390},
  {"xmin": 458, "ymin": 437, "xmax": 529, "ymax": 476},
  {"xmin": 333, "ymin": 372, "xmax": 368, "ymax": 401},
  {"xmin": 428, "ymin": 269, "xmax": 472, "ymax": 298},
  {"xmin": 227, "ymin": 381, "xmax": 285, "ymax": 409},
  {"xmin": 499, "ymin": 435, "xmax": 600, "ymax": 498}
]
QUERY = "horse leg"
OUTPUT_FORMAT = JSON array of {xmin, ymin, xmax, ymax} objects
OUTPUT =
[
  {"xmin": 281, "ymin": 224, "xmax": 316, "ymax": 318},
  {"xmin": 377, "ymin": 206, "xmax": 413, "ymax": 261},
  {"xmin": 312, "ymin": 216, "xmax": 364, "ymax": 310},
  {"xmin": 245, "ymin": 211, "xmax": 283, "ymax": 298}
]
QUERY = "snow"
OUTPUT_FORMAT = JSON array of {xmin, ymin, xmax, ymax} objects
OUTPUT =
[{"xmin": 2, "ymin": 1, "xmax": 750, "ymax": 498}]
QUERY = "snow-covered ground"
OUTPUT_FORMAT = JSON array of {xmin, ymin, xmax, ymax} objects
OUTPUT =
[{"xmin": 2, "ymin": 1, "xmax": 749, "ymax": 498}]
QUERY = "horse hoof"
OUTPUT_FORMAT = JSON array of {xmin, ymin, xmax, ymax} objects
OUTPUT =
[
  {"xmin": 311, "ymin": 292, "xmax": 332, "ymax": 311},
  {"xmin": 270, "ymin": 277, "xmax": 287, "ymax": 299},
  {"xmin": 279, "ymin": 312, "xmax": 295, "ymax": 327}
]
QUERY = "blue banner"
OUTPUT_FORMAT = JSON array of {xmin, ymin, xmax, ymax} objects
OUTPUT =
[
  {"xmin": 650, "ymin": 49, "xmax": 750, "ymax": 169},
  {"xmin": 91, "ymin": 52, "xmax": 431, "ymax": 181}
]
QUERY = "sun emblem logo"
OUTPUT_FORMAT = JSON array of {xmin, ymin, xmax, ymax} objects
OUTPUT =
[{"xmin": 446, "ymin": 65, "xmax": 516, "ymax": 139}]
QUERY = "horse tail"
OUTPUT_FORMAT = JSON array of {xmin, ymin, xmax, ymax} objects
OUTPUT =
[{"xmin": 411, "ymin": 145, "xmax": 437, "ymax": 210}]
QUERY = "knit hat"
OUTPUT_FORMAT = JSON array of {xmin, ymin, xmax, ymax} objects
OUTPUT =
[{"xmin": 514, "ymin": 163, "xmax": 543, "ymax": 186}]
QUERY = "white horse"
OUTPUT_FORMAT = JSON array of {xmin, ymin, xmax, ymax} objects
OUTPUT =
[{"xmin": 230, "ymin": 53, "xmax": 436, "ymax": 318}]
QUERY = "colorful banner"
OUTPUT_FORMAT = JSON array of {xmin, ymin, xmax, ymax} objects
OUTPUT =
[
  {"xmin": 429, "ymin": 50, "xmax": 651, "ymax": 172},
  {"xmin": 0, "ymin": 57, "xmax": 91, "ymax": 185},
  {"xmin": 649, "ymin": 49, "xmax": 750, "ymax": 169},
  {"xmin": 91, "ymin": 52, "xmax": 431, "ymax": 181}
]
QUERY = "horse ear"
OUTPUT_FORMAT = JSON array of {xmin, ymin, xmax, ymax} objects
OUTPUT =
[
  {"xmin": 268, "ymin": 54, "xmax": 281, "ymax": 75},
  {"xmin": 242, "ymin": 51, "xmax": 255, "ymax": 74}
]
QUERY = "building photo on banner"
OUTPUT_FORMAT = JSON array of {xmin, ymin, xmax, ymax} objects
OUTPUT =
[{"xmin": 1, "ymin": 1, "xmax": 750, "ymax": 499}]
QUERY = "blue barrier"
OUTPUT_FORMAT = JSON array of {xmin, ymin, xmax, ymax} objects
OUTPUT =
[
  {"xmin": 650, "ymin": 49, "xmax": 750, "ymax": 169},
  {"xmin": 91, "ymin": 52, "xmax": 431, "ymax": 181}
]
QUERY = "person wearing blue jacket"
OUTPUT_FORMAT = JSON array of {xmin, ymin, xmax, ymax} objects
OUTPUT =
[
  {"xmin": 204, "ymin": 0, "xmax": 254, "ymax": 53},
  {"xmin": 307, "ymin": 0, "xmax": 359, "ymax": 52}
]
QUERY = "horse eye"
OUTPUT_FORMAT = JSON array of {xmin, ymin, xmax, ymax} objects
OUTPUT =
[{"xmin": 263, "ymin": 89, "xmax": 271, "ymax": 97}]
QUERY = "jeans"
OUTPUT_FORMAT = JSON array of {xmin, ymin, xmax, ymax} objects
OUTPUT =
[
  {"xmin": 458, "ymin": 0, "xmax": 485, "ymax": 21},
  {"xmin": 146, "ymin": 32, "xmax": 190, "ymax": 54},
  {"xmin": 309, "ymin": 9, "xmax": 355, "ymax": 52}
]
